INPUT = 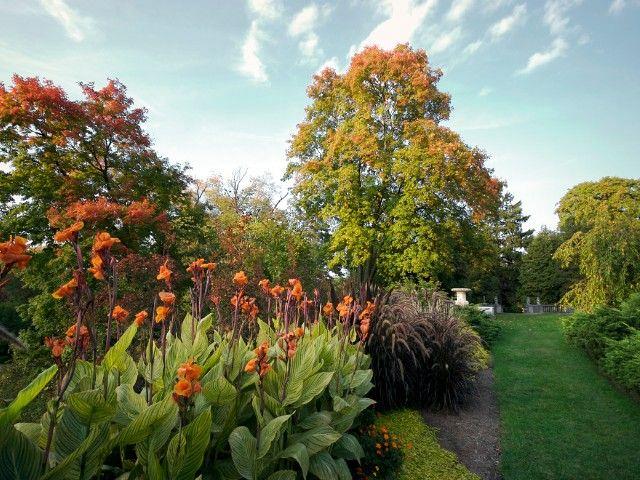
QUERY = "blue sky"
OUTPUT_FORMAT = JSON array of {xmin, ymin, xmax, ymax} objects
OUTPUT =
[{"xmin": 0, "ymin": 0, "xmax": 638, "ymax": 230}]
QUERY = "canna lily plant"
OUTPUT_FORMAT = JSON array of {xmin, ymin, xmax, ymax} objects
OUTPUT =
[{"xmin": 0, "ymin": 223, "xmax": 374, "ymax": 480}]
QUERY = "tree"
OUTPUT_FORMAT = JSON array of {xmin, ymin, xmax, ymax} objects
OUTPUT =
[
  {"xmin": 286, "ymin": 45, "xmax": 501, "ymax": 293},
  {"xmin": 0, "ymin": 76, "xmax": 207, "ymax": 344},
  {"xmin": 554, "ymin": 177, "xmax": 640, "ymax": 311},
  {"xmin": 519, "ymin": 228, "xmax": 576, "ymax": 304}
]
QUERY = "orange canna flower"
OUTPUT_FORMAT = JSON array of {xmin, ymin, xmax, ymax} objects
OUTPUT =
[
  {"xmin": 258, "ymin": 278, "xmax": 270, "ymax": 293},
  {"xmin": 134, "ymin": 310, "xmax": 148, "ymax": 327},
  {"xmin": 177, "ymin": 359, "xmax": 203, "ymax": 381},
  {"xmin": 322, "ymin": 302, "xmax": 334, "ymax": 317},
  {"xmin": 244, "ymin": 358, "xmax": 258, "ymax": 373},
  {"xmin": 93, "ymin": 231, "xmax": 120, "ymax": 252},
  {"xmin": 289, "ymin": 279, "xmax": 304, "ymax": 301},
  {"xmin": 44, "ymin": 337, "xmax": 65, "ymax": 358},
  {"xmin": 202, "ymin": 262, "xmax": 216, "ymax": 270},
  {"xmin": 173, "ymin": 378, "xmax": 192, "ymax": 397},
  {"xmin": 294, "ymin": 327, "xmax": 304, "ymax": 338},
  {"xmin": 210, "ymin": 295, "xmax": 221, "ymax": 306},
  {"xmin": 192, "ymin": 381, "xmax": 202, "ymax": 394},
  {"xmin": 157, "ymin": 259, "xmax": 172, "ymax": 282},
  {"xmin": 54, "ymin": 221, "xmax": 84, "ymax": 243},
  {"xmin": 259, "ymin": 363, "xmax": 271, "ymax": 376},
  {"xmin": 233, "ymin": 271, "xmax": 248, "ymax": 288},
  {"xmin": 155, "ymin": 305, "xmax": 170, "ymax": 323},
  {"xmin": 254, "ymin": 341, "xmax": 269, "ymax": 357},
  {"xmin": 52, "ymin": 277, "xmax": 78, "ymax": 299},
  {"xmin": 270, "ymin": 284, "xmax": 284, "ymax": 298},
  {"xmin": 112, "ymin": 305, "xmax": 130, "ymax": 323},
  {"xmin": 88, "ymin": 254, "xmax": 104, "ymax": 280},
  {"xmin": 158, "ymin": 291, "xmax": 176, "ymax": 305},
  {"xmin": 0, "ymin": 236, "xmax": 31, "ymax": 269}
]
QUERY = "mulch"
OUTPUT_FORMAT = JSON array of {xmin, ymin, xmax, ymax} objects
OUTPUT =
[{"xmin": 422, "ymin": 368, "xmax": 502, "ymax": 480}]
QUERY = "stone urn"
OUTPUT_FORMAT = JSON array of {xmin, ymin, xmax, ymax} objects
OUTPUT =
[{"xmin": 451, "ymin": 287, "xmax": 471, "ymax": 306}]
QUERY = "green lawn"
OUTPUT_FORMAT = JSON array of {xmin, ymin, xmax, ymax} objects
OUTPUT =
[{"xmin": 493, "ymin": 313, "xmax": 640, "ymax": 480}]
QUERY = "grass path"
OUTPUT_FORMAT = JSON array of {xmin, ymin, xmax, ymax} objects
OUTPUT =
[{"xmin": 493, "ymin": 314, "xmax": 640, "ymax": 480}]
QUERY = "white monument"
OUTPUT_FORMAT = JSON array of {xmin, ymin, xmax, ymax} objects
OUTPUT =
[{"xmin": 451, "ymin": 288, "xmax": 471, "ymax": 306}]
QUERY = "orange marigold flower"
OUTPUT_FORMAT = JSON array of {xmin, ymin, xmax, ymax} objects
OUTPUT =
[
  {"xmin": 88, "ymin": 254, "xmax": 104, "ymax": 280},
  {"xmin": 157, "ymin": 259, "xmax": 172, "ymax": 282},
  {"xmin": 158, "ymin": 291, "xmax": 176, "ymax": 305},
  {"xmin": 155, "ymin": 305, "xmax": 170, "ymax": 323},
  {"xmin": 0, "ymin": 236, "xmax": 31, "ymax": 269},
  {"xmin": 177, "ymin": 359, "xmax": 202, "ymax": 381},
  {"xmin": 322, "ymin": 302, "xmax": 334, "ymax": 317},
  {"xmin": 270, "ymin": 284, "xmax": 284, "ymax": 298},
  {"xmin": 93, "ymin": 231, "xmax": 120, "ymax": 252},
  {"xmin": 134, "ymin": 310, "xmax": 148, "ymax": 327},
  {"xmin": 173, "ymin": 378, "xmax": 192, "ymax": 397},
  {"xmin": 233, "ymin": 271, "xmax": 248, "ymax": 288},
  {"xmin": 52, "ymin": 278, "xmax": 78, "ymax": 299},
  {"xmin": 54, "ymin": 221, "xmax": 84, "ymax": 243},
  {"xmin": 112, "ymin": 305, "xmax": 130, "ymax": 323}
]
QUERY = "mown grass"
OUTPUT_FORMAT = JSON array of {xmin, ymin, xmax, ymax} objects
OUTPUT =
[
  {"xmin": 493, "ymin": 313, "xmax": 640, "ymax": 480},
  {"xmin": 378, "ymin": 409, "xmax": 478, "ymax": 480}
]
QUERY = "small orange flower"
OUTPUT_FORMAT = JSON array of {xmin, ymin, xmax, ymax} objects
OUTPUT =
[
  {"xmin": 258, "ymin": 278, "xmax": 270, "ymax": 293},
  {"xmin": 88, "ymin": 254, "xmax": 104, "ymax": 280},
  {"xmin": 44, "ymin": 337, "xmax": 65, "ymax": 357},
  {"xmin": 157, "ymin": 259, "xmax": 172, "ymax": 282},
  {"xmin": 233, "ymin": 271, "xmax": 248, "ymax": 288},
  {"xmin": 210, "ymin": 295, "xmax": 220, "ymax": 306},
  {"xmin": 322, "ymin": 302, "xmax": 334, "ymax": 317},
  {"xmin": 134, "ymin": 310, "xmax": 148, "ymax": 327},
  {"xmin": 158, "ymin": 291, "xmax": 176, "ymax": 305},
  {"xmin": 294, "ymin": 327, "xmax": 304, "ymax": 338},
  {"xmin": 177, "ymin": 359, "xmax": 203, "ymax": 381},
  {"xmin": 289, "ymin": 278, "xmax": 303, "ymax": 301},
  {"xmin": 52, "ymin": 278, "xmax": 78, "ymax": 299},
  {"xmin": 155, "ymin": 305, "xmax": 170, "ymax": 323},
  {"xmin": 93, "ymin": 231, "xmax": 120, "ymax": 252},
  {"xmin": 112, "ymin": 305, "xmax": 130, "ymax": 323},
  {"xmin": 54, "ymin": 221, "xmax": 84, "ymax": 243},
  {"xmin": 173, "ymin": 378, "xmax": 192, "ymax": 397}
]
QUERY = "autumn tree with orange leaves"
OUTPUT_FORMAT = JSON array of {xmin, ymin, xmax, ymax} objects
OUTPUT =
[{"xmin": 286, "ymin": 44, "xmax": 502, "ymax": 292}]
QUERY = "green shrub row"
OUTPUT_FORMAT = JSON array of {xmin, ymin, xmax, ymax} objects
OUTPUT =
[{"xmin": 563, "ymin": 293, "xmax": 640, "ymax": 394}]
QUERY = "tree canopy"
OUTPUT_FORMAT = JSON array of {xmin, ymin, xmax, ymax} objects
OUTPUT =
[
  {"xmin": 554, "ymin": 177, "xmax": 640, "ymax": 310},
  {"xmin": 286, "ymin": 44, "xmax": 501, "ymax": 291}
]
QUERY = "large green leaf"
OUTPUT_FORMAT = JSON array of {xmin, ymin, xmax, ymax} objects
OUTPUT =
[
  {"xmin": 266, "ymin": 471, "xmax": 296, "ymax": 480},
  {"xmin": 167, "ymin": 408, "xmax": 212, "ymax": 480},
  {"xmin": 257, "ymin": 414, "xmax": 291, "ymax": 458},
  {"xmin": 66, "ymin": 389, "xmax": 116, "ymax": 425},
  {"xmin": 202, "ymin": 376, "xmax": 236, "ymax": 406},
  {"xmin": 119, "ymin": 398, "xmax": 177, "ymax": 446},
  {"xmin": 0, "ymin": 365, "xmax": 57, "ymax": 427},
  {"xmin": 288, "ymin": 425, "xmax": 341, "ymax": 455},
  {"xmin": 294, "ymin": 372, "xmax": 333, "ymax": 407},
  {"xmin": 280, "ymin": 443, "xmax": 309, "ymax": 479},
  {"xmin": 334, "ymin": 458, "xmax": 352, "ymax": 480},
  {"xmin": 0, "ymin": 427, "xmax": 43, "ymax": 480},
  {"xmin": 332, "ymin": 433, "xmax": 364, "ymax": 461},
  {"xmin": 103, "ymin": 323, "xmax": 139, "ymax": 372},
  {"xmin": 308, "ymin": 452, "xmax": 338, "ymax": 480},
  {"xmin": 228, "ymin": 426, "xmax": 257, "ymax": 480}
]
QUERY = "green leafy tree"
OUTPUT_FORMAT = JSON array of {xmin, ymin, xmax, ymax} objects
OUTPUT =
[
  {"xmin": 519, "ymin": 228, "xmax": 576, "ymax": 304},
  {"xmin": 286, "ymin": 44, "xmax": 501, "ymax": 292},
  {"xmin": 554, "ymin": 177, "xmax": 640, "ymax": 310}
]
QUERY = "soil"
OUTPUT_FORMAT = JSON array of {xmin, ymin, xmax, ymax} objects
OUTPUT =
[{"xmin": 422, "ymin": 368, "xmax": 502, "ymax": 480}]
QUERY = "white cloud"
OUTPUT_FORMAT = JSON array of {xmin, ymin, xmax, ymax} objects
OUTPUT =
[
  {"xmin": 464, "ymin": 39, "xmax": 483, "ymax": 54},
  {"xmin": 447, "ymin": 0, "xmax": 474, "ymax": 22},
  {"xmin": 248, "ymin": 0, "xmax": 282, "ymax": 19},
  {"xmin": 238, "ymin": 21, "xmax": 268, "ymax": 82},
  {"xmin": 299, "ymin": 32, "xmax": 322, "ymax": 58},
  {"xmin": 39, "ymin": 0, "xmax": 93, "ymax": 42},
  {"xmin": 478, "ymin": 87, "xmax": 492, "ymax": 96},
  {"xmin": 609, "ymin": 0, "xmax": 625, "ymax": 13},
  {"xmin": 431, "ymin": 27, "xmax": 462, "ymax": 53},
  {"xmin": 517, "ymin": 37, "xmax": 568, "ymax": 74},
  {"xmin": 488, "ymin": 3, "xmax": 526, "ymax": 40},
  {"xmin": 355, "ymin": 0, "xmax": 438, "ymax": 51},
  {"xmin": 483, "ymin": 0, "xmax": 512, "ymax": 11},
  {"xmin": 544, "ymin": 0, "xmax": 583, "ymax": 35},
  {"xmin": 316, "ymin": 56, "xmax": 341, "ymax": 74},
  {"xmin": 289, "ymin": 4, "xmax": 319, "ymax": 37}
]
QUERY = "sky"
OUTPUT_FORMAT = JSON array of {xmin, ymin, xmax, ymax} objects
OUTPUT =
[{"xmin": 0, "ymin": 0, "xmax": 639, "ymax": 231}]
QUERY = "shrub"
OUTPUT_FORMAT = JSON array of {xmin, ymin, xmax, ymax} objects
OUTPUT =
[
  {"xmin": 602, "ymin": 330, "xmax": 640, "ymax": 394},
  {"xmin": 367, "ymin": 291, "xmax": 481, "ymax": 411},
  {"xmin": 455, "ymin": 305, "xmax": 502, "ymax": 347}
]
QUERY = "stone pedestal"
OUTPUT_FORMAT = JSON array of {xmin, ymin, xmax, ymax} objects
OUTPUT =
[{"xmin": 451, "ymin": 288, "xmax": 471, "ymax": 306}]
